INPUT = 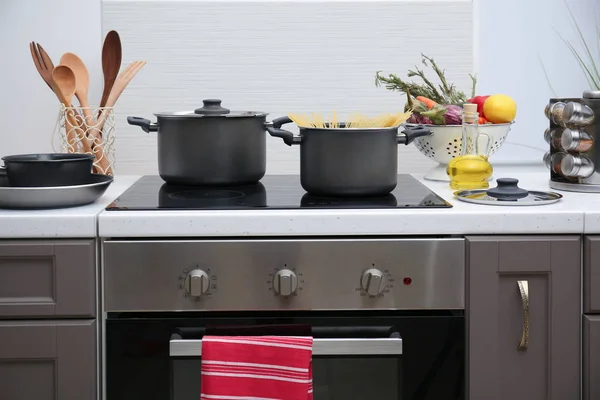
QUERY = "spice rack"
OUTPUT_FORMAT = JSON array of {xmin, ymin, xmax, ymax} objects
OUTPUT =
[{"xmin": 545, "ymin": 91, "xmax": 600, "ymax": 192}]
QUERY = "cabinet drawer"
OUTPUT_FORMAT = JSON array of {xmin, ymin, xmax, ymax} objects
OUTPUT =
[
  {"xmin": 585, "ymin": 236, "xmax": 600, "ymax": 313},
  {"xmin": 0, "ymin": 240, "xmax": 96, "ymax": 318},
  {"xmin": 584, "ymin": 316, "xmax": 600, "ymax": 400},
  {"xmin": 0, "ymin": 320, "xmax": 96, "ymax": 400}
]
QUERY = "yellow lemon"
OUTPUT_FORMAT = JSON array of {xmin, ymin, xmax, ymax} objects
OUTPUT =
[{"xmin": 483, "ymin": 94, "xmax": 517, "ymax": 123}]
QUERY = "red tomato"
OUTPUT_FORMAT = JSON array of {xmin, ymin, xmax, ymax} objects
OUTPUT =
[{"xmin": 467, "ymin": 95, "xmax": 491, "ymax": 117}]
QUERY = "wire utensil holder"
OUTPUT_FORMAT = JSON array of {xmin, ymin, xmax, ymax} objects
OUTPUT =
[{"xmin": 53, "ymin": 105, "xmax": 116, "ymax": 176}]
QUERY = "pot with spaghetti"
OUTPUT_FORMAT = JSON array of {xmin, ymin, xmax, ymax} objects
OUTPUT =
[{"xmin": 267, "ymin": 111, "xmax": 432, "ymax": 197}]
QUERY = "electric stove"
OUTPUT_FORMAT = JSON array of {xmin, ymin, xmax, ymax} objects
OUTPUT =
[{"xmin": 106, "ymin": 174, "xmax": 452, "ymax": 210}]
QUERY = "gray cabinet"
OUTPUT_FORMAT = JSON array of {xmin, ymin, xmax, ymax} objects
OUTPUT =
[
  {"xmin": 466, "ymin": 236, "xmax": 580, "ymax": 400},
  {"xmin": 0, "ymin": 240, "xmax": 97, "ymax": 400},
  {"xmin": 584, "ymin": 316, "xmax": 600, "ymax": 400},
  {"xmin": 584, "ymin": 236, "xmax": 600, "ymax": 400},
  {"xmin": 584, "ymin": 236, "xmax": 600, "ymax": 314},
  {"xmin": 0, "ymin": 320, "xmax": 96, "ymax": 400},
  {"xmin": 0, "ymin": 240, "xmax": 96, "ymax": 318}
]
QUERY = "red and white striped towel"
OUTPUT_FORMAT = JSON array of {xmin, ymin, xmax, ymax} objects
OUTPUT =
[{"xmin": 200, "ymin": 336, "xmax": 313, "ymax": 400}]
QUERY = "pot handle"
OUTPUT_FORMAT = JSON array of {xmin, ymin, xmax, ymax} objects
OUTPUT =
[
  {"xmin": 397, "ymin": 126, "xmax": 433, "ymax": 145},
  {"xmin": 0, "ymin": 166, "xmax": 5, "ymax": 177},
  {"xmin": 266, "ymin": 116, "xmax": 301, "ymax": 146},
  {"xmin": 127, "ymin": 116, "xmax": 159, "ymax": 133}
]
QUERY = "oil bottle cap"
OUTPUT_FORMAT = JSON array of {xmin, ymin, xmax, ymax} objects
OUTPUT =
[{"xmin": 463, "ymin": 103, "xmax": 478, "ymax": 122}]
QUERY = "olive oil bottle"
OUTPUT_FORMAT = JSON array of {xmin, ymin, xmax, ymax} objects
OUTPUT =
[{"xmin": 447, "ymin": 103, "xmax": 493, "ymax": 190}]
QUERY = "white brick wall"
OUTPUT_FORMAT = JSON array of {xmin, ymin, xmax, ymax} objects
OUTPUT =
[{"xmin": 102, "ymin": 0, "xmax": 474, "ymax": 175}]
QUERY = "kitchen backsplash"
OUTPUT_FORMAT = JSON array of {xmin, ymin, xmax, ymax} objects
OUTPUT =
[{"xmin": 102, "ymin": 0, "xmax": 473, "ymax": 175}]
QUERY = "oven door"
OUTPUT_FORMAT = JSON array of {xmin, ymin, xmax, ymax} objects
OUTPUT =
[
  {"xmin": 169, "ymin": 327, "xmax": 403, "ymax": 400},
  {"xmin": 105, "ymin": 311, "xmax": 464, "ymax": 400}
]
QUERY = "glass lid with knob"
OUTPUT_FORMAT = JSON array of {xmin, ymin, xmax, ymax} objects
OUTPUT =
[
  {"xmin": 155, "ymin": 99, "xmax": 268, "ymax": 118},
  {"xmin": 454, "ymin": 178, "xmax": 563, "ymax": 206}
]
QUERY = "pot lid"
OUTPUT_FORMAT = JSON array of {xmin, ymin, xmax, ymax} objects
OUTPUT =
[
  {"xmin": 155, "ymin": 99, "xmax": 267, "ymax": 118},
  {"xmin": 454, "ymin": 178, "xmax": 562, "ymax": 206}
]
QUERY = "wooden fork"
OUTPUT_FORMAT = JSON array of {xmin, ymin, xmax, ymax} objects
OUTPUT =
[
  {"xmin": 30, "ymin": 42, "xmax": 82, "ymax": 149},
  {"xmin": 29, "ymin": 42, "xmax": 55, "ymax": 91},
  {"xmin": 96, "ymin": 60, "xmax": 147, "ymax": 135},
  {"xmin": 89, "ymin": 61, "xmax": 146, "ymax": 176}
]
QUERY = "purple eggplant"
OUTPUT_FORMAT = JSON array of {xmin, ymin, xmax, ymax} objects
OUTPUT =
[
  {"xmin": 443, "ymin": 105, "xmax": 463, "ymax": 125},
  {"xmin": 421, "ymin": 104, "xmax": 463, "ymax": 125},
  {"xmin": 404, "ymin": 93, "xmax": 433, "ymax": 124},
  {"xmin": 407, "ymin": 113, "xmax": 433, "ymax": 125}
]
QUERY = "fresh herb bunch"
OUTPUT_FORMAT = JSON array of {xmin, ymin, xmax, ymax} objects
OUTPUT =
[{"xmin": 375, "ymin": 54, "xmax": 477, "ymax": 105}]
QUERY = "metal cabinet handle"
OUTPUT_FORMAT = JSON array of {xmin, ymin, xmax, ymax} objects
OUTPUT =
[
  {"xmin": 170, "ymin": 337, "xmax": 402, "ymax": 357},
  {"xmin": 517, "ymin": 280, "xmax": 529, "ymax": 351}
]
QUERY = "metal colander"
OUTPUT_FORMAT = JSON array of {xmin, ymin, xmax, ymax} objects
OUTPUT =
[{"xmin": 406, "ymin": 122, "xmax": 513, "ymax": 180}]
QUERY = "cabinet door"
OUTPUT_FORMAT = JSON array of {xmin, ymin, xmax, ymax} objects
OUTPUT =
[
  {"xmin": 0, "ymin": 240, "xmax": 96, "ymax": 318},
  {"xmin": 467, "ymin": 236, "xmax": 580, "ymax": 400},
  {"xmin": 584, "ymin": 236, "xmax": 600, "ymax": 313},
  {"xmin": 0, "ymin": 320, "xmax": 96, "ymax": 400},
  {"xmin": 584, "ymin": 315, "xmax": 600, "ymax": 400}
]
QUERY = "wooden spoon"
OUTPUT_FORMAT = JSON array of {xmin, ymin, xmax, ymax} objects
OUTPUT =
[
  {"xmin": 99, "ymin": 30, "xmax": 122, "ymax": 115},
  {"xmin": 52, "ymin": 65, "xmax": 76, "ymax": 104},
  {"xmin": 59, "ymin": 52, "xmax": 95, "ymax": 126},
  {"xmin": 52, "ymin": 65, "xmax": 93, "ymax": 154}
]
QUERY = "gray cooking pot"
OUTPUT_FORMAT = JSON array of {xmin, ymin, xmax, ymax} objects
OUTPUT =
[
  {"xmin": 127, "ymin": 99, "xmax": 268, "ymax": 186},
  {"xmin": 267, "ymin": 117, "xmax": 432, "ymax": 197}
]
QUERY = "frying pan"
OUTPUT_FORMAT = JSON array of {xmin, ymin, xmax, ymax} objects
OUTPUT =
[
  {"xmin": 0, "ymin": 174, "xmax": 113, "ymax": 209},
  {"xmin": 0, "ymin": 153, "xmax": 95, "ymax": 187}
]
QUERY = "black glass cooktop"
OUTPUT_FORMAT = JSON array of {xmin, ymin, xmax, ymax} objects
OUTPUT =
[{"xmin": 106, "ymin": 175, "xmax": 452, "ymax": 210}]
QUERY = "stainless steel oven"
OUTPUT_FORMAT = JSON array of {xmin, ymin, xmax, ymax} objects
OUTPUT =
[{"xmin": 103, "ymin": 238, "xmax": 465, "ymax": 400}]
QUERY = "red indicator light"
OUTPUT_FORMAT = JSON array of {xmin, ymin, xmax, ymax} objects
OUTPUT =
[{"xmin": 403, "ymin": 277, "xmax": 412, "ymax": 285}]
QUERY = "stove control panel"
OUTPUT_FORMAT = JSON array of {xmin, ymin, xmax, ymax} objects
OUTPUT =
[
  {"xmin": 184, "ymin": 269, "xmax": 210, "ymax": 297},
  {"xmin": 272, "ymin": 269, "xmax": 298, "ymax": 297},
  {"xmin": 104, "ymin": 238, "xmax": 465, "ymax": 312}
]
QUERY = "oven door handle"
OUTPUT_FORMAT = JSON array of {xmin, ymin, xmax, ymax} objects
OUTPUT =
[{"xmin": 169, "ymin": 337, "xmax": 403, "ymax": 357}]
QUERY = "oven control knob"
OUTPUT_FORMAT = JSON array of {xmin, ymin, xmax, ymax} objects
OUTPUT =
[
  {"xmin": 184, "ymin": 269, "xmax": 210, "ymax": 297},
  {"xmin": 361, "ymin": 268, "xmax": 385, "ymax": 297},
  {"xmin": 272, "ymin": 269, "xmax": 298, "ymax": 297}
]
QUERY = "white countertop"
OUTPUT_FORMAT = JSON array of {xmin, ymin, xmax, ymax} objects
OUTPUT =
[
  {"xmin": 584, "ymin": 199, "xmax": 600, "ymax": 234},
  {"xmin": 97, "ymin": 165, "xmax": 600, "ymax": 238},
  {"xmin": 0, "ymin": 176, "xmax": 139, "ymax": 239},
  {"xmin": 4, "ymin": 165, "xmax": 600, "ymax": 239}
]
